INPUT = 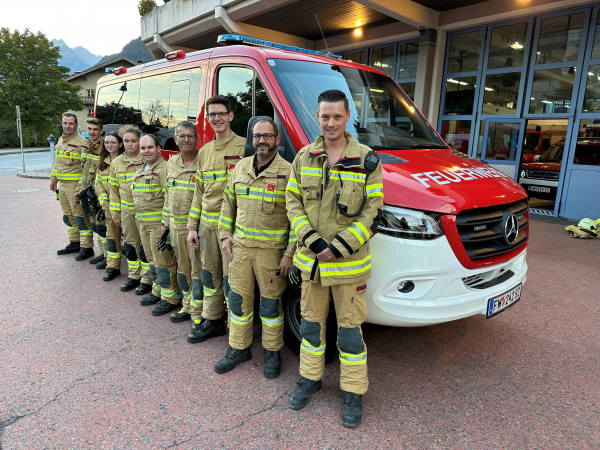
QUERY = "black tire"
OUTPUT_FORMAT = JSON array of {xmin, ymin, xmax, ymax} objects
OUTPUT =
[{"xmin": 282, "ymin": 283, "xmax": 338, "ymax": 363}]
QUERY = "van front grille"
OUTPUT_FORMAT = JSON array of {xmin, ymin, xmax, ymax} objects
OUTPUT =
[
  {"xmin": 526, "ymin": 169, "xmax": 559, "ymax": 180},
  {"xmin": 456, "ymin": 200, "xmax": 528, "ymax": 260}
]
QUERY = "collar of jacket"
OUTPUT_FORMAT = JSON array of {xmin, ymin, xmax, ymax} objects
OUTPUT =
[
  {"xmin": 102, "ymin": 155, "xmax": 112, "ymax": 165},
  {"xmin": 213, "ymin": 131, "xmax": 239, "ymax": 151},
  {"xmin": 145, "ymin": 156, "xmax": 165, "ymax": 172},
  {"xmin": 121, "ymin": 151, "xmax": 144, "ymax": 165},
  {"xmin": 61, "ymin": 132, "xmax": 80, "ymax": 143},
  {"xmin": 309, "ymin": 131, "xmax": 363, "ymax": 167},
  {"xmin": 87, "ymin": 137, "xmax": 104, "ymax": 154},
  {"xmin": 244, "ymin": 152, "xmax": 283, "ymax": 180},
  {"xmin": 174, "ymin": 150, "xmax": 200, "ymax": 170}
]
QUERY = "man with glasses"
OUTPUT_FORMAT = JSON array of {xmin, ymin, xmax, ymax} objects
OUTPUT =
[
  {"xmin": 161, "ymin": 121, "xmax": 204, "ymax": 337},
  {"xmin": 214, "ymin": 118, "xmax": 294, "ymax": 377},
  {"xmin": 187, "ymin": 96, "xmax": 246, "ymax": 343}
]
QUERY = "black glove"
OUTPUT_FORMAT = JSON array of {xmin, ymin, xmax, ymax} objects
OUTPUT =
[
  {"xmin": 96, "ymin": 208, "xmax": 105, "ymax": 222},
  {"xmin": 288, "ymin": 265, "xmax": 301, "ymax": 285},
  {"xmin": 158, "ymin": 228, "xmax": 172, "ymax": 252}
]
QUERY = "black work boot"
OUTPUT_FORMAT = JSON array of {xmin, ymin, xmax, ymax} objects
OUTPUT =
[
  {"xmin": 103, "ymin": 268, "xmax": 121, "ymax": 282},
  {"xmin": 96, "ymin": 259, "xmax": 107, "ymax": 270},
  {"xmin": 57, "ymin": 241, "xmax": 80, "ymax": 255},
  {"xmin": 342, "ymin": 392, "xmax": 363, "ymax": 428},
  {"xmin": 187, "ymin": 318, "xmax": 226, "ymax": 343},
  {"xmin": 120, "ymin": 277, "xmax": 140, "ymax": 292},
  {"xmin": 140, "ymin": 293, "xmax": 160, "ymax": 306},
  {"xmin": 152, "ymin": 300, "xmax": 178, "ymax": 316},
  {"xmin": 75, "ymin": 247, "xmax": 94, "ymax": 261},
  {"xmin": 288, "ymin": 377, "xmax": 322, "ymax": 410},
  {"xmin": 170, "ymin": 310, "xmax": 191, "ymax": 323},
  {"xmin": 186, "ymin": 319, "xmax": 203, "ymax": 342},
  {"xmin": 263, "ymin": 349, "xmax": 281, "ymax": 378},
  {"xmin": 214, "ymin": 346, "xmax": 252, "ymax": 374},
  {"xmin": 89, "ymin": 254, "xmax": 105, "ymax": 265},
  {"xmin": 135, "ymin": 283, "xmax": 152, "ymax": 296}
]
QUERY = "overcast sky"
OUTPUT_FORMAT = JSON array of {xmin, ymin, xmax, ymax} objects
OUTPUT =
[{"xmin": 0, "ymin": 0, "xmax": 165, "ymax": 56}]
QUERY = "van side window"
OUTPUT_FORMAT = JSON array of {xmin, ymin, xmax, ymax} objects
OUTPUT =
[
  {"xmin": 96, "ymin": 79, "xmax": 142, "ymax": 127},
  {"xmin": 217, "ymin": 66, "xmax": 274, "ymax": 137}
]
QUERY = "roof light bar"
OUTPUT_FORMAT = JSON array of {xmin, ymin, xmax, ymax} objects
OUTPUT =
[
  {"xmin": 112, "ymin": 66, "xmax": 127, "ymax": 75},
  {"xmin": 217, "ymin": 34, "xmax": 341, "ymax": 59},
  {"xmin": 165, "ymin": 49, "xmax": 186, "ymax": 61}
]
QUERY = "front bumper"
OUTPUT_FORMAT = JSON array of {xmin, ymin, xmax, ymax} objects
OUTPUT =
[{"xmin": 365, "ymin": 233, "xmax": 528, "ymax": 327}]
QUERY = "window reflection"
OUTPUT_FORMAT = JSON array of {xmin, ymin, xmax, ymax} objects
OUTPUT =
[
  {"xmin": 441, "ymin": 120, "xmax": 471, "ymax": 154},
  {"xmin": 536, "ymin": 13, "xmax": 585, "ymax": 64},
  {"xmin": 398, "ymin": 42, "xmax": 419, "ymax": 79},
  {"xmin": 485, "ymin": 122, "xmax": 521, "ymax": 161},
  {"xmin": 574, "ymin": 119, "xmax": 600, "ymax": 166},
  {"xmin": 529, "ymin": 68, "xmax": 575, "ymax": 114},
  {"xmin": 399, "ymin": 82, "xmax": 415, "ymax": 101},
  {"xmin": 487, "ymin": 23, "xmax": 528, "ymax": 69},
  {"xmin": 443, "ymin": 76, "xmax": 477, "ymax": 115},
  {"xmin": 346, "ymin": 51, "xmax": 367, "ymax": 64},
  {"xmin": 583, "ymin": 64, "xmax": 600, "ymax": 112},
  {"xmin": 592, "ymin": 13, "xmax": 600, "ymax": 59},
  {"xmin": 371, "ymin": 46, "xmax": 395, "ymax": 77},
  {"xmin": 448, "ymin": 31, "xmax": 482, "ymax": 73},
  {"xmin": 482, "ymin": 73, "xmax": 521, "ymax": 115}
]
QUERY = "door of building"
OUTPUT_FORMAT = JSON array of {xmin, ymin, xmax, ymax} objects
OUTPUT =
[{"xmin": 481, "ymin": 119, "xmax": 525, "ymax": 180}]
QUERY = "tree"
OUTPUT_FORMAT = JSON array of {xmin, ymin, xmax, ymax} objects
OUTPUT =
[{"xmin": 0, "ymin": 28, "xmax": 82, "ymax": 138}]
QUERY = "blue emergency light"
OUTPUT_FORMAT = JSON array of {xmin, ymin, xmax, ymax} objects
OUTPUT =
[{"xmin": 217, "ymin": 34, "xmax": 341, "ymax": 59}]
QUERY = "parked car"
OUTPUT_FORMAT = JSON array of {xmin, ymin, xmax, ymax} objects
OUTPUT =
[{"xmin": 521, "ymin": 130, "xmax": 565, "ymax": 163}]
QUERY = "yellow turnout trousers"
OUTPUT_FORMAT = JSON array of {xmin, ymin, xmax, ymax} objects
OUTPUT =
[
  {"xmin": 228, "ymin": 245, "xmax": 287, "ymax": 351},
  {"xmin": 299, "ymin": 277, "xmax": 369, "ymax": 395},
  {"xmin": 121, "ymin": 209, "xmax": 151, "ymax": 284},
  {"xmin": 59, "ymin": 181, "xmax": 92, "ymax": 247},
  {"xmin": 139, "ymin": 222, "xmax": 180, "ymax": 304},
  {"xmin": 172, "ymin": 228, "xmax": 203, "ymax": 321},
  {"xmin": 200, "ymin": 223, "xmax": 229, "ymax": 321},
  {"xmin": 105, "ymin": 208, "xmax": 122, "ymax": 269}
]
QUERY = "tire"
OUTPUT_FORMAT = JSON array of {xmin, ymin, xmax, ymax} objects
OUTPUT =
[{"xmin": 282, "ymin": 283, "xmax": 338, "ymax": 363}]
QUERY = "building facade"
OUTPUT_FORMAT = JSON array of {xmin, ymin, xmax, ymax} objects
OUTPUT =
[{"xmin": 140, "ymin": 0, "xmax": 599, "ymax": 220}]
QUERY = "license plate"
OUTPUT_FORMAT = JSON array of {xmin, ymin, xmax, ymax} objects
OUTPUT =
[
  {"xmin": 528, "ymin": 186, "xmax": 550, "ymax": 193},
  {"xmin": 486, "ymin": 283, "xmax": 522, "ymax": 318}
]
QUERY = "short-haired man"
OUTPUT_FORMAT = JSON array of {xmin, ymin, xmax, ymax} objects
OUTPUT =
[
  {"xmin": 162, "ymin": 122, "xmax": 204, "ymax": 331},
  {"xmin": 215, "ymin": 118, "xmax": 294, "ymax": 377},
  {"xmin": 187, "ymin": 96, "xmax": 246, "ymax": 342},
  {"xmin": 76, "ymin": 118, "xmax": 106, "ymax": 264},
  {"xmin": 285, "ymin": 90, "xmax": 384, "ymax": 428},
  {"xmin": 50, "ymin": 112, "xmax": 91, "ymax": 256},
  {"xmin": 132, "ymin": 134, "xmax": 180, "ymax": 316}
]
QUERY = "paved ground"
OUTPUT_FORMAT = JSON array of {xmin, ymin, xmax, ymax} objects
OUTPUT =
[
  {"xmin": 0, "ymin": 152, "xmax": 52, "ymax": 177},
  {"xmin": 0, "ymin": 147, "xmax": 50, "ymax": 156},
  {"xmin": 1, "ymin": 175, "xmax": 599, "ymax": 450}
]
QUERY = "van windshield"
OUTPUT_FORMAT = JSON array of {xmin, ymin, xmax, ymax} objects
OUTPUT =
[
  {"xmin": 268, "ymin": 59, "xmax": 447, "ymax": 149},
  {"xmin": 539, "ymin": 143, "xmax": 564, "ymax": 162}
]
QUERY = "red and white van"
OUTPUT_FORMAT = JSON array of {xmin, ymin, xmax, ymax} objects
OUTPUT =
[{"xmin": 95, "ymin": 35, "xmax": 529, "ymax": 351}]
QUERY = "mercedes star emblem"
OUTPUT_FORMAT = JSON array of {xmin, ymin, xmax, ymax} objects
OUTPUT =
[{"xmin": 504, "ymin": 213, "xmax": 519, "ymax": 245}]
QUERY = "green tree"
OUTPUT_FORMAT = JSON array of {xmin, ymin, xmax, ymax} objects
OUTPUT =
[{"xmin": 0, "ymin": 28, "xmax": 82, "ymax": 143}]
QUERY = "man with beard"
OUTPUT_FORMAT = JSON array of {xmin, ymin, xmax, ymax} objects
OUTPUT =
[{"xmin": 215, "ymin": 118, "xmax": 294, "ymax": 377}]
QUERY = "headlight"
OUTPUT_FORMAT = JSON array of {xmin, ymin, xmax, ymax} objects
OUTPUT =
[
  {"xmin": 520, "ymin": 170, "xmax": 526, "ymax": 178},
  {"xmin": 377, "ymin": 205, "xmax": 443, "ymax": 240}
]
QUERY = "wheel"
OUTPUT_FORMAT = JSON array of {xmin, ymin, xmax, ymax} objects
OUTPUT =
[{"xmin": 282, "ymin": 283, "xmax": 338, "ymax": 363}]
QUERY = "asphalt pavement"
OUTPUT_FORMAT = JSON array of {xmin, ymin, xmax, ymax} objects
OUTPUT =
[
  {"xmin": 0, "ymin": 151, "xmax": 52, "ymax": 177},
  {"xmin": 1, "ymin": 175, "xmax": 599, "ymax": 449}
]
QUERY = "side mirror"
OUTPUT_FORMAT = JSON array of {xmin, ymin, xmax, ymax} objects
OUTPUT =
[{"xmin": 533, "ymin": 155, "xmax": 540, "ymax": 161}]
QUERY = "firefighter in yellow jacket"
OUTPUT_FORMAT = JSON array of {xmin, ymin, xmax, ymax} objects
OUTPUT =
[
  {"xmin": 76, "ymin": 118, "xmax": 105, "ymax": 264},
  {"xmin": 163, "ymin": 121, "xmax": 204, "ymax": 329},
  {"xmin": 285, "ymin": 90, "xmax": 384, "ymax": 428},
  {"xmin": 50, "ymin": 112, "xmax": 90, "ymax": 256},
  {"xmin": 131, "ymin": 134, "xmax": 180, "ymax": 315},
  {"xmin": 215, "ymin": 118, "xmax": 295, "ymax": 377},
  {"xmin": 109, "ymin": 126, "xmax": 153, "ymax": 294},
  {"xmin": 187, "ymin": 96, "xmax": 246, "ymax": 342},
  {"xmin": 95, "ymin": 131, "xmax": 125, "ymax": 281}
]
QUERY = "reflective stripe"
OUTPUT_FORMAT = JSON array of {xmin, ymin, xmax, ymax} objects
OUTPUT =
[
  {"xmin": 116, "ymin": 173, "xmax": 136, "ymax": 181},
  {"xmin": 109, "ymin": 176, "xmax": 119, "ymax": 186},
  {"xmin": 330, "ymin": 169, "xmax": 366, "ymax": 183},
  {"xmin": 107, "ymin": 250, "xmax": 122, "ymax": 259},
  {"xmin": 300, "ymin": 167, "xmax": 322, "ymax": 177},
  {"xmin": 127, "ymin": 260, "xmax": 141, "ymax": 269},
  {"xmin": 201, "ymin": 210, "xmax": 220, "ymax": 223},
  {"xmin": 97, "ymin": 175, "xmax": 110, "ymax": 183},
  {"xmin": 289, "ymin": 231, "xmax": 297, "ymax": 243},
  {"xmin": 98, "ymin": 193, "xmax": 108, "ymax": 203},
  {"xmin": 110, "ymin": 202, "xmax": 121, "ymax": 212},
  {"xmin": 261, "ymin": 315, "xmax": 284, "ymax": 327},
  {"xmin": 190, "ymin": 297, "xmax": 203, "ymax": 308},
  {"xmin": 189, "ymin": 206, "xmax": 201, "ymax": 219},
  {"xmin": 219, "ymin": 215, "xmax": 233, "ymax": 230},
  {"xmin": 120, "ymin": 199, "xmax": 135, "ymax": 210},
  {"xmin": 263, "ymin": 189, "xmax": 285, "ymax": 202},
  {"xmin": 141, "ymin": 261, "xmax": 150, "ymax": 270},
  {"xmin": 203, "ymin": 285, "xmax": 223, "ymax": 297},
  {"xmin": 132, "ymin": 182, "xmax": 161, "ymax": 192},
  {"xmin": 293, "ymin": 251, "xmax": 314, "ymax": 272},
  {"xmin": 339, "ymin": 351, "xmax": 367, "ymax": 365},
  {"xmin": 291, "ymin": 215, "xmax": 309, "ymax": 234},
  {"xmin": 231, "ymin": 311, "xmax": 254, "ymax": 326},
  {"xmin": 202, "ymin": 170, "xmax": 227, "ymax": 182},
  {"xmin": 365, "ymin": 183, "xmax": 383, "ymax": 198},
  {"xmin": 234, "ymin": 224, "xmax": 288, "ymax": 241},
  {"xmin": 169, "ymin": 181, "xmax": 194, "ymax": 190},
  {"xmin": 286, "ymin": 177, "xmax": 301, "ymax": 195},
  {"xmin": 68, "ymin": 226, "xmax": 78, "ymax": 232},
  {"xmin": 348, "ymin": 222, "xmax": 370, "ymax": 245},
  {"xmin": 160, "ymin": 287, "xmax": 179, "ymax": 298},
  {"xmin": 98, "ymin": 237, "xmax": 107, "ymax": 243},
  {"xmin": 80, "ymin": 230, "xmax": 92, "ymax": 236},
  {"xmin": 82, "ymin": 153, "xmax": 100, "ymax": 161},
  {"xmin": 235, "ymin": 186, "xmax": 265, "ymax": 200},
  {"xmin": 135, "ymin": 211, "xmax": 162, "ymax": 221},
  {"xmin": 301, "ymin": 338, "xmax": 325, "ymax": 355},
  {"xmin": 55, "ymin": 150, "xmax": 81, "ymax": 160},
  {"xmin": 53, "ymin": 173, "xmax": 81, "ymax": 181},
  {"xmin": 320, "ymin": 255, "xmax": 371, "ymax": 277},
  {"xmin": 225, "ymin": 184, "xmax": 235, "ymax": 199}
]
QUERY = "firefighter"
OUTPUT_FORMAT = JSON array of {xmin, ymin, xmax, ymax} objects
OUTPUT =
[
  {"xmin": 95, "ymin": 132, "xmax": 124, "ymax": 281},
  {"xmin": 109, "ymin": 126, "xmax": 153, "ymax": 294},
  {"xmin": 132, "ymin": 134, "xmax": 180, "ymax": 315},
  {"xmin": 162, "ymin": 121, "xmax": 204, "ymax": 330},
  {"xmin": 187, "ymin": 96, "xmax": 246, "ymax": 343},
  {"xmin": 50, "ymin": 112, "xmax": 91, "ymax": 256},
  {"xmin": 285, "ymin": 90, "xmax": 384, "ymax": 428},
  {"xmin": 215, "ymin": 118, "xmax": 295, "ymax": 377},
  {"xmin": 75, "ymin": 118, "xmax": 105, "ymax": 265}
]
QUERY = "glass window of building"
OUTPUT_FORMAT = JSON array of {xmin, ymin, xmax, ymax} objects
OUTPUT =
[
  {"xmin": 485, "ymin": 122, "xmax": 521, "ymax": 161},
  {"xmin": 399, "ymin": 82, "xmax": 415, "ymax": 100},
  {"xmin": 574, "ymin": 119, "xmax": 600, "ymax": 165},
  {"xmin": 528, "ymin": 68, "xmax": 575, "ymax": 114},
  {"xmin": 398, "ymin": 42, "xmax": 419, "ymax": 79},
  {"xmin": 346, "ymin": 51, "xmax": 367, "ymax": 64},
  {"xmin": 487, "ymin": 23, "xmax": 528, "ymax": 69},
  {"xmin": 476, "ymin": 120, "xmax": 485, "ymax": 158},
  {"xmin": 371, "ymin": 46, "xmax": 395, "ymax": 77},
  {"xmin": 536, "ymin": 13, "xmax": 585, "ymax": 64},
  {"xmin": 591, "ymin": 13, "xmax": 600, "ymax": 59},
  {"xmin": 447, "ymin": 31, "xmax": 482, "ymax": 73},
  {"xmin": 583, "ymin": 65, "xmax": 600, "ymax": 112},
  {"xmin": 482, "ymin": 73, "xmax": 521, "ymax": 115},
  {"xmin": 443, "ymin": 76, "xmax": 477, "ymax": 115},
  {"xmin": 441, "ymin": 120, "xmax": 471, "ymax": 154}
]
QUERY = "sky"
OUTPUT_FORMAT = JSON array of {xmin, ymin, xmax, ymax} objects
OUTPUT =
[{"xmin": 0, "ymin": 0, "xmax": 163, "ymax": 56}]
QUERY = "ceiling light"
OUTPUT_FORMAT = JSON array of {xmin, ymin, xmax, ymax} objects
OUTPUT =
[
  {"xmin": 374, "ymin": 61, "xmax": 381, "ymax": 66},
  {"xmin": 531, "ymin": 97, "xmax": 535, "ymax": 100},
  {"xmin": 356, "ymin": 20, "xmax": 361, "ymax": 27},
  {"xmin": 370, "ymin": 88, "xmax": 384, "ymax": 93},
  {"xmin": 447, "ymin": 78, "xmax": 469, "ymax": 86},
  {"xmin": 510, "ymin": 42, "xmax": 523, "ymax": 49},
  {"xmin": 541, "ymin": 100, "xmax": 552, "ymax": 104},
  {"xmin": 354, "ymin": 28, "xmax": 362, "ymax": 36},
  {"xmin": 589, "ymin": 72, "xmax": 595, "ymax": 76},
  {"xmin": 485, "ymin": 87, "xmax": 494, "ymax": 91}
]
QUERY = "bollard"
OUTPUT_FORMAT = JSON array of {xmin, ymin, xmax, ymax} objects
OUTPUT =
[{"xmin": 48, "ymin": 134, "xmax": 56, "ymax": 168}]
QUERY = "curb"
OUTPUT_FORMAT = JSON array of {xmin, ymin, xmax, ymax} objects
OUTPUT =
[
  {"xmin": 0, "ymin": 149, "xmax": 51, "ymax": 156},
  {"xmin": 17, "ymin": 172, "xmax": 52, "ymax": 180}
]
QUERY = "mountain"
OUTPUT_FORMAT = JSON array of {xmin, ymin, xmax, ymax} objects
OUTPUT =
[
  {"xmin": 51, "ymin": 39, "xmax": 101, "ymax": 74},
  {"xmin": 98, "ymin": 38, "xmax": 153, "ymax": 65}
]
